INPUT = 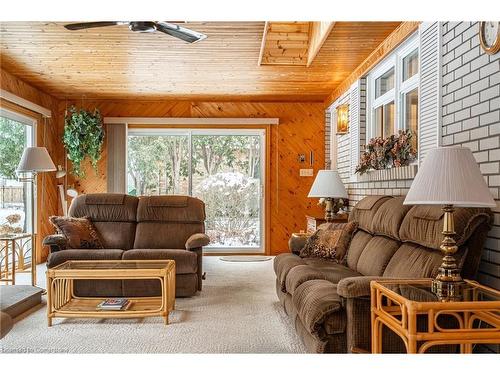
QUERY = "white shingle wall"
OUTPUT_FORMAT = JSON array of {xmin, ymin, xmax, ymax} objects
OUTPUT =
[
  {"xmin": 441, "ymin": 21, "xmax": 500, "ymax": 290},
  {"xmin": 325, "ymin": 21, "xmax": 500, "ymax": 290}
]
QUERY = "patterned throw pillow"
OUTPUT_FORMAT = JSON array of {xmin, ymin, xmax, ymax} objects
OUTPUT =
[
  {"xmin": 49, "ymin": 216, "xmax": 104, "ymax": 249},
  {"xmin": 299, "ymin": 221, "xmax": 358, "ymax": 263}
]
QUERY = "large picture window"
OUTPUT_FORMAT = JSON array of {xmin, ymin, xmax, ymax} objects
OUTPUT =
[
  {"xmin": 367, "ymin": 34, "xmax": 419, "ymax": 146},
  {"xmin": 126, "ymin": 128, "xmax": 266, "ymax": 253}
]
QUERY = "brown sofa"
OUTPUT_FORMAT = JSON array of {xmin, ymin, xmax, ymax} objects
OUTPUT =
[
  {"xmin": 44, "ymin": 193, "xmax": 209, "ymax": 297},
  {"xmin": 274, "ymin": 195, "xmax": 492, "ymax": 353}
]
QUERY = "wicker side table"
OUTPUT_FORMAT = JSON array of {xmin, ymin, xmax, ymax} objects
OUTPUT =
[
  {"xmin": 0, "ymin": 233, "xmax": 34, "ymax": 285},
  {"xmin": 370, "ymin": 279, "xmax": 500, "ymax": 353}
]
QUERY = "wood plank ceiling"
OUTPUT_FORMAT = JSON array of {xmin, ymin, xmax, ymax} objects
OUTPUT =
[
  {"xmin": 258, "ymin": 21, "xmax": 335, "ymax": 67},
  {"xmin": 0, "ymin": 22, "xmax": 401, "ymax": 101}
]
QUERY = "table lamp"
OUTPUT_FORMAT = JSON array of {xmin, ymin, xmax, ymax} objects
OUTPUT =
[
  {"xmin": 17, "ymin": 147, "xmax": 56, "ymax": 287},
  {"xmin": 404, "ymin": 147, "xmax": 495, "ymax": 300},
  {"xmin": 308, "ymin": 170, "xmax": 348, "ymax": 222}
]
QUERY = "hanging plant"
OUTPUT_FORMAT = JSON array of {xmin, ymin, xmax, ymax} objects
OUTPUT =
[{"xmin": 63, "ymin": 106, "xmax": 105, "ymax": 178}]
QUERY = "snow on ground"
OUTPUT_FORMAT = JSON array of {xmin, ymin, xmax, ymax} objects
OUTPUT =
[{"xmin": 0, "ymin": 207, "xmax": 26, "ymax": 232}]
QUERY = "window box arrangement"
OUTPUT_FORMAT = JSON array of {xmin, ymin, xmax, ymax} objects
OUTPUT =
[
  {"xmin": 63, "ymin": 106, "xmax": 105, "ymax": 178},
  {"xmin": 355, "ymin": 130, "xmax": 417, "ymax": 175}
]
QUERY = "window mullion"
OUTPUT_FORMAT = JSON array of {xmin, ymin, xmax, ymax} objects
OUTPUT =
[{"xmin": 188, "ymin": 130, "xmax": 193, "ymax": 196}]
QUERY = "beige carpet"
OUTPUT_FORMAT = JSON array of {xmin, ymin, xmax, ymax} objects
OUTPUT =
[{"xmin": 0, "ymin": 257, "xmax": 306, "ymax": 353}]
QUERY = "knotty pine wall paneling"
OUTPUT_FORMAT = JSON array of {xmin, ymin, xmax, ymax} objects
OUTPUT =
[{"xmin": 58, "ymin": 100, "xmax": 325, "ymax": 255}]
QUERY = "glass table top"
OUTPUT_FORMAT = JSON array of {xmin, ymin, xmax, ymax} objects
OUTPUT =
[
  {"xmin": 380, "ymin": 281, "xmax": 499, "ymax": 303},
  {"xmin": 0, "ymin": 233, "xmax": 32, "ymax": 240},
  {"xmin": 54, "ymin": 260, "xmax": 173, "ymax": 270}
]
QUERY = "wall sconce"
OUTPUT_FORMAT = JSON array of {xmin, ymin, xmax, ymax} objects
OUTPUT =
[{"xmin": 336, "ymin": 104, "xmax": 349, "ymax": 134}]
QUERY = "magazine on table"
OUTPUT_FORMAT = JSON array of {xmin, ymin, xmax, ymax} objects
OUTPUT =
[{"xmin": 97, "ymin": 298, "xmax": 131, "ymax": 310}]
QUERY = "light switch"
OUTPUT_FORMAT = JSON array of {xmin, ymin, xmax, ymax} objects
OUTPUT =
[{"xmin": 300, "ymin": 169, "xmax": 314, "ymax": 177}]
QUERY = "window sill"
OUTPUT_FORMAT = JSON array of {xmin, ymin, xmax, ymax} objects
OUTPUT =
[{"xmin": 350, "ymin": 164, "xmax": 418, "ymax": 183}]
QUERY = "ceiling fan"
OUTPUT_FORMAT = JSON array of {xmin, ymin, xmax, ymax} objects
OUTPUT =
[{"xmin": 63, "ymin": 21, "xmax": 207, "ymax": 43}]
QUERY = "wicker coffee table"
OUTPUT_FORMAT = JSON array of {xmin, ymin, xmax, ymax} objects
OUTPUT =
[{"xmin": 46, "ymin": 260, "xmax": 175, "ymax": 326}]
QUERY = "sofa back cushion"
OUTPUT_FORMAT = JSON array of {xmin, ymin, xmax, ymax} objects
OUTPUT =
[
  {"xmin": 356, "ymin": 236, "xmax": 400, "ymax": 276},
  {"xmin": 383, "ymin": 243, "xmax": 447, "ymax": 278},
  {"xmin": 346, "ymin": 229, "xmax": 372, "ymax": 270},
  {"xmin": 68, "ymin": 194, "xmax": 139, "ymax": 250},
  {"xmin": 345, "ymin": 195, "xmax": 492, "ymax": 280},
  {"xmin": 371, "ymin": 196, "xmax": 412, "ymax": 240},
  {"xmin": 348, "ymin": 195, "xmax": 392, "ymax": 233},
  {"xmin": 134, "ymin": 196, "xmax": 205, "ymax": 249},
  {"xmin": 399, "ymin": 205, "xmax": 492, "ymax": 250}
]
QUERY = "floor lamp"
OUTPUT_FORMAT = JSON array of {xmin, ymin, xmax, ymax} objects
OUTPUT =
[{"xmin": 17, "ymin": 147, "xmax": 56, "ymax": 288}]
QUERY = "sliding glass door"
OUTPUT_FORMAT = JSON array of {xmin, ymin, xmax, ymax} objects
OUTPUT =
[
  {"xmin": 0, "ymin": 109, "xmax": 35, "ymax": 235},
  {"xmin": 127, "ymin": 129, "xmax": 265, "ymax": 253}
]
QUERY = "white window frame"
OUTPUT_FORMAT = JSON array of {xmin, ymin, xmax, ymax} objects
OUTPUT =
[
  {"xmin": 126, "ymin": 127, "xmax": 266, "ymax": 254},
  {"xmin": 0, "ymin": 107, "xmax": 37, "ymax": 233},
  {"xmin": 367, "ymin": 33, "xmax": 420, "ymax": 142}
]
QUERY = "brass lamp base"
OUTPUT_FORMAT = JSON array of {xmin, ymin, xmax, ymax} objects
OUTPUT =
[
  {"xmin": 432, "ymin": 278, "xmax": 465, "ymax": 301},
  {"xmin": 324, "ymin": 198, "xmax": 334, "ymax": 222},
  {"xmin": 432, "ymin": 205, "xmax": 464, "ymax": 301}
]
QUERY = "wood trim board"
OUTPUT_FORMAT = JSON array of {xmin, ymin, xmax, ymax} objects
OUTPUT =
[
  {"xmin": 0, "ymin": 89, "xmax": 52, "ymax": 118},
  {"xmin": 307, "ymin": 22, "xmax": 335, "ymax": 67},
  {"xmin": 104, "ymin": 117, "xmax": 280, "ymax": 125}
]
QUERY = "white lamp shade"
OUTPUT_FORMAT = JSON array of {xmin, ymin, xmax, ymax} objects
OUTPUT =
[
  {"xmin": 16, "ymin": 147, "xmax": 56, "ymax": 173},
  {"xmin": 404, "ymin": 146, "xmax": 495, "ymax": 208},
  {"xmin": 308, "ymin": 170, "xmax": 348, "ymax": 199}
]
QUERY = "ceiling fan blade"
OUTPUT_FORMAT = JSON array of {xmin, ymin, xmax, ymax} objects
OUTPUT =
[
  {"xmin": 64, "ymin": 22, "xmax": 126, "ymax": 31},
  {"xmin": 155, "ymin": 22, "xmax": 207, "ymax": 43}
]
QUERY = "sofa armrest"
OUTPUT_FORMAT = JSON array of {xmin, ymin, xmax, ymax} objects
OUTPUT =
[
  {"xmin": 185, "ymin": 233, "xmax": 210, "ymax": 250},
  {"xmin": 337, "ymin": 276, "xmax": 397, "ymax": 299},
  {"xmin": 288, "ymin": 234, "xmax": 309, "ymax": 255},
  {"xmin": 42, "ymin": 234, "xmax": 68, "ymax": 253}
]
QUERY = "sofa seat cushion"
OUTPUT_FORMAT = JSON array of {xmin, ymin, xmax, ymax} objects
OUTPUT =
[
  {"xmin": 122, "ymin": 249, "xmax": 197, "ymax": 274},
  {"xmin": 47, "ymin": 249, "xmax": 124, "ymax": 268},
  {"xmin": 292, "ymin": 279, "xmax": 345, "ymax": 338},
  {"xmin": 285, "ymin": 261, "xmax": 362, "ymax": 294},
  {"xmin": 273, "ymin": 253, "xmax": 307, "ymax": 291}
]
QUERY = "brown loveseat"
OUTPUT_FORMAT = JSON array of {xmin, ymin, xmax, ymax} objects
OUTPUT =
[
  {"xmin": 44, "ymin": 193, "xmax": 209, "ymax": 297},
  {"xmin": 274, "ymin": 195, "xmax": 492, "ymax": 353}
]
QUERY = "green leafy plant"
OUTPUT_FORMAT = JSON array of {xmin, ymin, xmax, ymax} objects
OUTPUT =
[{"xmin": 63, "ymin": 106, "xmax": 105, "ymax": 177}]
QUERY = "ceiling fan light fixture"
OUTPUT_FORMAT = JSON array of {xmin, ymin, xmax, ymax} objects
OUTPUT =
[{"xmin": 63, "ymin": 21, "xmax": 207, "ymax": 43}]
